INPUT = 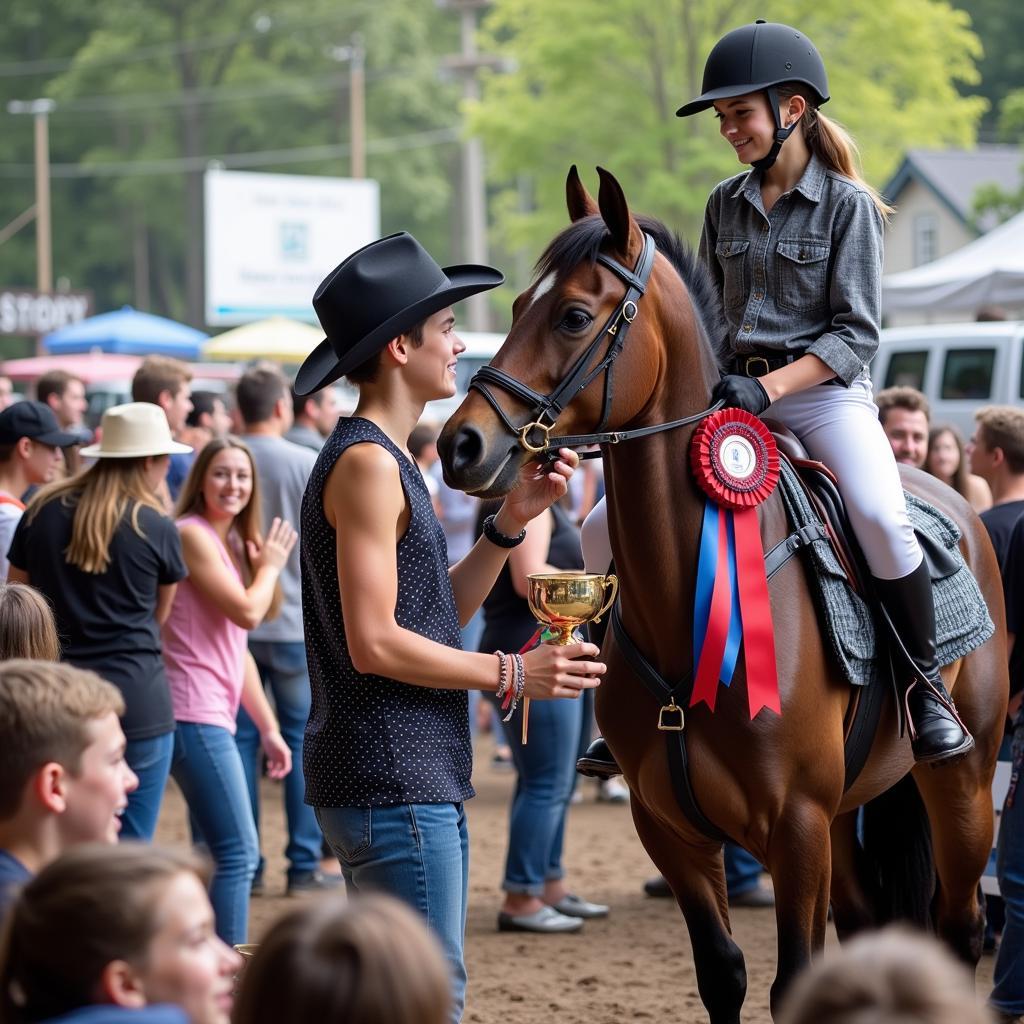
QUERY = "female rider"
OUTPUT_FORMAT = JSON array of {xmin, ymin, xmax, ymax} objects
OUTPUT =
[{"xmin": 578, "ymin": 20, "xmax": 971, "ymax": 775}]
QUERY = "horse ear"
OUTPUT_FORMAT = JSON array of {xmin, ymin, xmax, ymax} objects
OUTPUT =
[
  {"xmin": 566, "ymin": 165, "xmax": 598, "ymax": 222},
  {"xmin": 596, "ymin": 166, "xmax": 640, "ymax": 259}
]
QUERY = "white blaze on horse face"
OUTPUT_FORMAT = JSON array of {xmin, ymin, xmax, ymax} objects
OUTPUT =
[{"xmin": 527, "ymin": 272, "xmax": 556, "ymax": 308}]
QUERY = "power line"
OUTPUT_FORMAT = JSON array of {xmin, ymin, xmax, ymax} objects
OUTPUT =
[{"xmin": 0, "ymin": 126, "xmax": 461, "ymax": 179}]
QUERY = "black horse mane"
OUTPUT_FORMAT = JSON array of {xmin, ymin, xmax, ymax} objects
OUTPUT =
[{"xmin": 534, "ymin": 213, "xmax": 729, "ymax": 372}]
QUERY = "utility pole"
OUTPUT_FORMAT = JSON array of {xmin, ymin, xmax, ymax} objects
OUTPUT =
[
  {"xmin": 439, "ymin": 0, "xmax": 505, "ymax": 331},
  {"xmin": 327, "ymin": 34, "xmax": 366, "ymax": 179},
  {"xmin": 7, "ymin": 99, "xmax": 55, "ymax": 295}
]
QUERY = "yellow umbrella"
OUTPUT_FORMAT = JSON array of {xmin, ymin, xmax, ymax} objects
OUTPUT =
[{"xmin": 204, "ymin": 316, "xmax": 322, "ymax": 364}]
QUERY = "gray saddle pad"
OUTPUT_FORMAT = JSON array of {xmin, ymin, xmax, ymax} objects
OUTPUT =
[{"xmin": 776, "ymin": 460, "xmax": 994, "ymax": 688}]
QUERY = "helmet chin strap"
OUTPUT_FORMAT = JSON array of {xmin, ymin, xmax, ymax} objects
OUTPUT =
[{"xmin": 751, "ymin": 86, "xmax": 796, "ymax": 172}]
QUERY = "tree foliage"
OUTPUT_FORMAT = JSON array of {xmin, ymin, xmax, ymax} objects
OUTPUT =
[{"xmin": 472, "ymin": 0, "xmax": 986, "ymax": 297}]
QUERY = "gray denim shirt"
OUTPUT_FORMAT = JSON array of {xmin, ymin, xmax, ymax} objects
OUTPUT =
[{"xmin": 697, "ymin": 152, "xmax": 884, "ymax": 386}]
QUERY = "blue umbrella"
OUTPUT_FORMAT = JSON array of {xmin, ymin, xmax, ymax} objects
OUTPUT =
[{"xmin": 42, "ymin": 305, "xmax": 208, "ymax": 360}]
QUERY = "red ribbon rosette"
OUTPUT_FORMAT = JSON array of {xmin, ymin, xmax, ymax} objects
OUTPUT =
[
  {"xmin": 689, "ymin": 408, "xmax": 780, "ymax": 510},
  {"xmin": 688, "ymin": 408, "xmax": 781, "ymax": 719}
]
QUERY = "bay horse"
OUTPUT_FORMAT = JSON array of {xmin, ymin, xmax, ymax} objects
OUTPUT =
[{"xmin": 438, "ymin": 167, "xmax": 1008, "ymax": 1022}]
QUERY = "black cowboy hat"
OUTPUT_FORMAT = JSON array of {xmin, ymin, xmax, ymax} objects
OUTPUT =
[{"xmin": 295, "ymin": 232, "xmax": 504, "ymax": 396}]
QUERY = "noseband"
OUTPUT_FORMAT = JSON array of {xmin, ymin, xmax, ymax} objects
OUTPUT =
[{"xmin": 469, "ymin": 232, "xmax": 721, "ymax": 461}]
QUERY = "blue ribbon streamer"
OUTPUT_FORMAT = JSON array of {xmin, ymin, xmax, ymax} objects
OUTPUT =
[{"xmin": 693, "ymin": 499, "xmax": 744, "ymax": 687}]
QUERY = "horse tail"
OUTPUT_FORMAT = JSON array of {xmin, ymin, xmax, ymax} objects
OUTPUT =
[{"xmin": 861, "ymin": 773, "xmax": 935, "ymax": 927}]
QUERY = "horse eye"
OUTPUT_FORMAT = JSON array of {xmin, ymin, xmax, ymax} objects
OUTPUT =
[{"xmin": 560, "ymin": 310, "xmax": 592, "ymax": 332}]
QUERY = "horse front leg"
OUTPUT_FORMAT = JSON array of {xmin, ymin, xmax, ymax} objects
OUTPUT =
[
  {"xmin": 631, "ymin": 799, "xmax": 747, "ymax": 1024},
  {"xmin": 765, "ymin": 799, "xmax": 833, "ymax": 1016}
]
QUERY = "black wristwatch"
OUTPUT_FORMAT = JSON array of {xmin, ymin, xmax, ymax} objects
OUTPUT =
[{"xmin": 482, "ymin": 514, "xmax": 526, "ymax": 549}]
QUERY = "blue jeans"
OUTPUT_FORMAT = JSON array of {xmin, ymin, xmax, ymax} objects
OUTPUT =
[
  {"xmin": 236, "ymin": 640, "xmax": 321, "ymax": 880},
  {"xmin": 172, "ymin": 722, "xmax": 259, "ymax": 946},
  {"xmin": 120, "ymin": 731, "xmax": 173, "ymax": 841},
  {"xmin": 496, "ymin": 692, "xmax": 583, "ymax": 895},
  {"xmin": 317, "ymin": 802, "xmax": 468, "ymax": 1024},
  {"xmin": 725, "ymin": 843, "xmax": 763, "ymax": 897},
  {"xmin": 993, "ymin": 724, "xmax": 1024, "ymax": 1015}
]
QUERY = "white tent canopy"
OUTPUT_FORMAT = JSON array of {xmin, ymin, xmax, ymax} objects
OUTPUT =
[{"xmin": 883, "ymin": 210, "xmax": 1024, "ymax": 313}]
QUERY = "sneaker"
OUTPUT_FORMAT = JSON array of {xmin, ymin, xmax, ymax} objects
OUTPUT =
[
  {"xmin": 497, "ymin": 905, "xmax": 583, "ymax": 933},
  {"xmin": 286, "ymin": 870, "xmax": 344, "ymax": 896},
  {"xmin": 492, "ymin": 748, "xmax": 514, "ymax": 772},
  {"xmin": 597, "ymin": 778, "xmax": 629, "ymax": 804}
]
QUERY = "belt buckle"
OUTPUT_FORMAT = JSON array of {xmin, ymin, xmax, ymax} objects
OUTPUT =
[{"xmin": 744, "ymin": 356, "xmax": 771, "ymax": 378}]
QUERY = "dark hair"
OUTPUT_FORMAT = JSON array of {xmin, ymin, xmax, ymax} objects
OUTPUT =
[
  {"xmin": 876, "ymin": 386, "xmax": 930, "ymax": 427},
  {"xmin": 926, "ymin": 424, "xmax": 970, "ymax": 498},
  {"xmin": 975, "ymin": 405, "xmax": 1024, "ymax": 474},
  {"xmin": 346, "ymin": 320, "xmax": 425, "ymax": 385},
  {"xmin": 236, "ymin": 367, "xmax": 287, "ymax": 425},
  {"xmin": 36, "ymin": 371, "xmax": 83, "ymax": 406},
  {"xmin": 185, "ymin": 390, "xmax": 221, "ymax": 428},
  {"xmin": 131, "ymin": 356, "xmax": 192, "ymax": 405},
  {"xmin": 408, "ymin": 423, "xmax": 439, "ymax": 461},
  {"xmin": 233, "ymin": 895, "xmax": 450, "ymax": 1024},
  {"xmin": 0, "ymin": 844, "xmax": 209, "ymax": 1023}
]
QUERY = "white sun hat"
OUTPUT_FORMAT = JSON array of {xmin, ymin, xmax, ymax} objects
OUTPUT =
[{"xmin": 80, "ymin": 402, "xmax": 193, "ymax": 459}]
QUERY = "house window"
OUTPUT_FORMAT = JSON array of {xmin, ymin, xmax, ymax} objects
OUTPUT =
[{"xmin": 913, "ymin": 213, "xmax": 939, "ymax": 266}]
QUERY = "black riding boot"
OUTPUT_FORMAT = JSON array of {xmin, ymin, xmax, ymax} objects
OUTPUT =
[
  {"xmin": 874, "ymin": 560, "xmax": 974, "ymax": 765},
  {"xmin": 576, "ymin": 737, "xmax": 621, "ymax": 779}
]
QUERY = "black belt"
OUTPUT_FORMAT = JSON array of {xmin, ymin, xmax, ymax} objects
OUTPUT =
[{"xmin": 733, "ymin": 350, "xmax": 841, "ymax": 386}]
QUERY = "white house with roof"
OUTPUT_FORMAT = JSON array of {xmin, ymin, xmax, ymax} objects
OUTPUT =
[{"xmin": 881, "ymin": 145, "xmax": 1023, "ymax": 277}]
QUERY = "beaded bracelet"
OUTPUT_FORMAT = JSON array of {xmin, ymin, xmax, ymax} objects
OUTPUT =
[
  {"xmin": 503, "ymin": 653, "xmax": 526, "ymax": 722},
  {"xmin": 495, "ymin": 651, "xmax": 510, "ymax": 700}
]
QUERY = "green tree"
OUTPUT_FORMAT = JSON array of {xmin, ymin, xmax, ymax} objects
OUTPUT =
[
  {"xmin": 1, "ymin": 0, "xmax": 464, "ymax": 326},
  {"xmin": 472, "ymin": 0, "xmax": 985, "ymax": 300}
]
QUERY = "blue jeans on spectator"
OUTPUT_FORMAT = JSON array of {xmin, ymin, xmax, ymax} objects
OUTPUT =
[
  {"xmin": 496, "ymin": 692, "xmax": 583, "ymax": 895},
  {"xmin": 236, "ymin": 640, "xmax": 321, "ymax": 882},
  {"xmin": 172, "ymin": 722, "xmax": 259, "ymax": 946},
  {"xmin": 725, "ymin": 843, "xmax": 763, "ymax": 897},
  {"xmin": 316, "ymin": 802, "xmax": 469, "ymax": 1024},
  {"xmin": 992, "ymin": 721, "xmax": 1024, "ymax": 1017},
  {"xmin": 121, "ymin": 731, "xmax": 174, "ymax": 841}
]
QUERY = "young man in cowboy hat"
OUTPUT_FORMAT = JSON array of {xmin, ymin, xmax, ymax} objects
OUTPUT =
[{"xmin": 295, "ymin": 232, "xmax": 605, "ymax": 1022}]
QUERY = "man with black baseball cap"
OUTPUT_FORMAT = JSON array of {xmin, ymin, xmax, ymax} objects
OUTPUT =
[
  {"xmin": 296, "ymin": 233, "xmax": 604, "ymax": 1021},
  {"xmin": 0, "ymin": 401, "xmax": 80, "ymax": 578}
]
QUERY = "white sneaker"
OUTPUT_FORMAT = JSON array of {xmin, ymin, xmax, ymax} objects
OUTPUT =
[{"xmin": 597, "ymin": 778, "xmax": 629, "ymax": 803}]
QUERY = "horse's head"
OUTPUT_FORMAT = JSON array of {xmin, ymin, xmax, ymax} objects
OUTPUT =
[{"xmin": 440, "ymin": 166, "xmax": 707, "ymax": 498}]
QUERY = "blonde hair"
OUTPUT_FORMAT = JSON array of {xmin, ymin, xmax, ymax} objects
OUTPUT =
[
  {"xmin": 777, "ymin": 926, "xmax": 992, "ymax": 1024},
  {"xmin": 25, "ymin": 458, "xmax": 165, "ymax": 574},
  {"xmin": 175, "ymin": 436, "xmax": 282, "ymax": 621},
  {"xmin": 0, "ymin": 660, "xmax": 124, "ymax": 820},
  {"xmin": 0, "ymin": 584, "xmax": 59, "ymax": 661},
  {"xmin": 778, "ymin": 85, "xmax": 895, "ymax": 222},
  {"xmin": 0, "ymin": 844, "xmax": 209, "ymax": 1023},
  {"xmin": 233, "ymin": 895, "xmax": 451, "ymax": 1024}
]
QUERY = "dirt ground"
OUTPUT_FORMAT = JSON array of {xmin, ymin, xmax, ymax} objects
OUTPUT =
[{"xmin": 156, "ymin": 734, "xmax": 996, "ymax": 1024}]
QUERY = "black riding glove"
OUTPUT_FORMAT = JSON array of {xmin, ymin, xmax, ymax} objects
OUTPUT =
[{"xmin": 712, "ymin": 374, "xmax": 771, "ymax": 417}]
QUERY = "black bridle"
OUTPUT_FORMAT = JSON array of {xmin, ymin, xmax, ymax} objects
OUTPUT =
[{"xmin": 469, "ymin": 232, "xmax": 721, "ymax": 462}]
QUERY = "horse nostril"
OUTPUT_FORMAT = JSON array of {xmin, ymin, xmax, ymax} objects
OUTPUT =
[{"xmin": 451, "ymin": 424, "xmax": 484, "ymax": 473}]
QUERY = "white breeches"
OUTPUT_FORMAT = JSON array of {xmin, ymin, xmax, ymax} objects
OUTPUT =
[{"xmin": 581, "ymin": 375, "xmax": 921, "ymax": 583}]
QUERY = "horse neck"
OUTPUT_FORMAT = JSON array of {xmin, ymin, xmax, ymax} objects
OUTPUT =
[{"xmin": 603, "ymin": 297, "xmax": 717, "ymax": 678}]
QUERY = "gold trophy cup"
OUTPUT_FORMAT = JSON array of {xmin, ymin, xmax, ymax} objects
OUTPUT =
[{"xmin": 522, "ymin": 572, "xmax": 618, "ymax": 742}]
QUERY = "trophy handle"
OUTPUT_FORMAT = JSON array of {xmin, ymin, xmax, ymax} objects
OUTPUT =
[{"xmin": 592, "ymin": 574, "xmax": 619, "ymax": 624}]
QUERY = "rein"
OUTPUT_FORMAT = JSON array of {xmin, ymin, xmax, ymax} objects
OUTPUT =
[{"xmin": 469, "ymin": 232, "xmax": 721, "ymax": 461}]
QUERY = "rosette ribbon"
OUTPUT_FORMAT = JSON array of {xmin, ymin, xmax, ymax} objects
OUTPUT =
[{"xmin": 689, "ymin": 408, "xmax": 781, "ymax": 719}]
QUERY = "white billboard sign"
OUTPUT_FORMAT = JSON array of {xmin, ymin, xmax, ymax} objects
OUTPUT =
[{"xmin": 204, "ymin": 169, "xmax": 380, "ymax": 327}]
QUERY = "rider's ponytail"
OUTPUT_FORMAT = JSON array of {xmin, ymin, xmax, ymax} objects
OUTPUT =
[{"xmin": 779, "ymin": 85, "xmax": 895, "ymax": 223}]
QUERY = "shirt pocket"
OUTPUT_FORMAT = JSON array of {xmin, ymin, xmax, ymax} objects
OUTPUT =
[
  {"xmin": 775, "ymin": 239, "xmax": 830, "ymax": 313},
  {"xmin": 715, "ymin": 238, "xmax": 750, "ymax": 311}
]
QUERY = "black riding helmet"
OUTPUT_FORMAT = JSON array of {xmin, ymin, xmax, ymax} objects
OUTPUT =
[{"xmin": 677, "ymin": 20, "xmax": 830, "ymax": 171}]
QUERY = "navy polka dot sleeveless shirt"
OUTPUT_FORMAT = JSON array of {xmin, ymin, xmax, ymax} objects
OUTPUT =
[{"xmin": 301, "ymin": 416, "xmax": 473, "ymax": 808}]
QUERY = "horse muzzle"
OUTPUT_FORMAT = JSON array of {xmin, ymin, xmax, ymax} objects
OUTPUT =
[{"xmin": 438, "ymin": 416, "xmax": 523, "ymax": 498}]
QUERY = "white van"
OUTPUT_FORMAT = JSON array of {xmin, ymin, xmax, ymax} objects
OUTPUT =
[{"xmin": 871, "ymin": 321, "xmax": 1024, "ymax": 436}]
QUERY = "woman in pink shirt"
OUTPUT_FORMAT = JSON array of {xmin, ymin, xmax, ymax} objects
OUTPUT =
[{"xmin": 163, "ymin": 437, "xmax": 296, "ymax": 945}]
